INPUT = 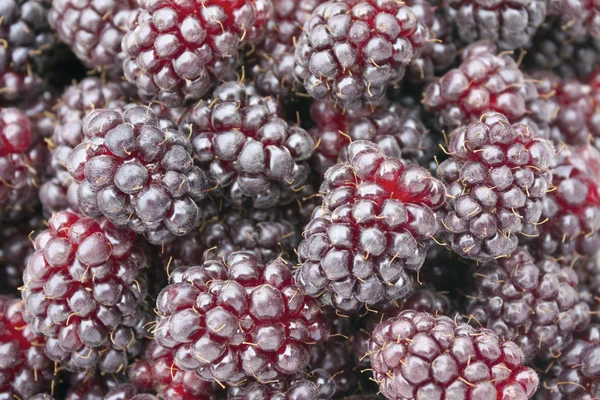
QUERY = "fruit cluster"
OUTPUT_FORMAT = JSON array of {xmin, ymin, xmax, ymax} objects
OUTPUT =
[{"xmin": 2, "ymin": 0, "xmax": 600, "ymax": 399}]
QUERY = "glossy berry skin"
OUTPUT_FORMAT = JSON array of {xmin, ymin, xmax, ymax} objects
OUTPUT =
[
  {"xmin": 67, "ymin": 104, "xmax": 209, "ymax": 245},
  {"xmin": 162, "ymin": 205, "xmax": 299, "ymax": 269},
  {"xmin": 296, "ymin": 140, "xmax": 446, "ymax": 313},
  {"xmin": 40, "ymin": 78, "xmax": 130, "ymax": 217},
  {"xmin": 122, "ymin": 0, "xmax": 272, "ymax": 106},
  {"xmin": 369, "ymin": 310, "xmax": 539, "ymax": 400},
  {"xmin": 536, "ymin": 325, "xmax": 600, "ymax": 399},
  {"xmin": 467, "ymin": 248, "xmax": 590, "ymax": 361},
  {"xmin": 294, "ymin": 0, "xmax": 430, "ymax": 109},
  {"xmin": 0, "ymin": 0, "xmax": 53, "ymax": 104},
  {"xmin": 21, "ymin": 211, "xmax": 150, "ymax": 374},
  {"xmin": 0, "ymin": 296, "xmax": 55, "ymax": 399},
  {"xmin": 309, "ymin": 99, "xmax": 435, "ymax": 174},
  {"xmin": 227, "ymin": 369, "xmax": 336, "ymax": 399},
  {"xmin": 578, "ymin": 254, "xmax": 600, "ymax": 324},
  {"xmin": 549, "ymin": 0, "xmax": 600, "ymax": 39},
  {"xmin": 437, "ymin": 113, "xmax": 554, "ymax": 261},
  {"xmin": 49, "ymin": 0, "xmax": 136, "ymax": 70},
  {"xmin": 406, "ymin": 0, "xmax": 456, "ymax": 83},
  {"xmin": 522, "ymin": 145, "xmax": 600, "ymax": 258},
  {"xmin": 252, "ymin": 0, "xmax": 325, "ymax": 98},
  {"xmin": 128, "ymin": 341, "xmax": 222, "ymax": 400},
  {"xmin": 154, "ymin": 252, "xmax": 329, "ymax": 385},
  {"xmin": 182, "ymin": 81, "xmax": 314, "ymax": 209},
  {"xmin": 424, "ymin": 41, "xmax": 548, "ymax": 134},
  {"xmin": 0, "ymin": 108, "xmax": 32, "ymax": 156},
  {"xmin": 445, "ymin": 0, "xmax": 546, "ymax": 50}
]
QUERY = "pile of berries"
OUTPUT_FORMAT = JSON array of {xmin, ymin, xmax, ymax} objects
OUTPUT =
[{"xmin": 4, "ymin": 0, "xmax": 600, "ymax": 399}]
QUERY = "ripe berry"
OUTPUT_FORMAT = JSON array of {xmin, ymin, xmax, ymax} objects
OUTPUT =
[
  {"xmin": 368, "ymin": 310, "xmax": 539, "ymax": 399},
  {"xmin": 0, "ymin": 0, "xmax": 54, "ymax": 103},
  {"xmin": 521, "ymin": 144, "xmax": 600, "ymax": 258},
  {"xmin": 437, "ymin": 113, "xmax": 555, "ymax": 261},
  {"xmin": 182, "ymin": 81, "xmax": 314, "ymax": 209},
  {"xmin": 227, "ymin": 369, "xmax": 336, "ymax": 399},
  {"xmin": 67, "ymin": 104, "xmax": 209, "ymax": 245},
  {"xmin": 536, "ymin": 325, "xmax": 600, "ymax": 399},
  {"xmin": 40, "ymin": 77, "xmax": 130, "ymax": 216},
  {"xmin": 296, "ymin": 140, "xmax": 446, "ymax": 313},
  {"xmin": 122, "ymin": 0, "xmax": 272, "ymax": 106},
  {"xmin": 154, "ymin": 252, "xmax": 329, "ymax": 385},
  {"xmin": 423, "ymin": 41, "xmax": 551, "ymax": 135},
  {"xmin": 294, "ymin": 0, "xmax": 430, "ymax": 109},
  {"xmin": 549, "ymin": 0, "xmax": 600, "ymax": 39},
  {"xmin": 21, "ymin": 211, "xmax": 150, "ymax": 373},
  {"xmin": 162, "ymin": 205, "xmax": 299, "ymax": 269},
  {"xmin": 406, "ymin": 0, "xmax": 457, "ymax": 83},
  {"xmin": 252, "ymin": 0, "xmax": 325, "ymax": 98},
  {"xmin": 467, "ymin": 247, "xmax": 590, "ymax": 361},
  {"xmin": 128, "ymin": 340, "xmax": 222, "ymax": 400},
  {"xmin": 49, "ymin": 0, "xmax": 137, "ymax": 71},
  {"xmin": 578, "ymin": 254, "xmax": 600, "ymax": 324},
  {"xmin": 0, "ymin": 296, "xmax": 56, "ymax": 399},
  {"xmin": 445, "ymin": 0, "xmax": 546, "ymax": 50},
  {"xmin": 309, "ymin": 99, "xmax": 435, "ymax": 174}
]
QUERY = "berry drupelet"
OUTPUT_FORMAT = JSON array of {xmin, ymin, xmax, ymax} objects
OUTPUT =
[
  {"xmin": 405, "ymin": 0, "xmax": 456, "ymax": 83},
  {"xmin": 0, "ymin": 296, "xmax": 56, "ymax": 399},
  {"xmin": 423, "ymin": 41, "xmax": 551, "ymax": 135},
  {"xmin": 21, "ymin": 211, "xmax": 150, "ymax": 374},
  {"xmin": 536, "ymin": 325, "xmax": 600, "ymax": 399},
  {"xmin": 444, "ymin": 0, "xmax": 546, "ymax": 50},
  {"xmin": 40, "ymin": 77, "xmax": 130, "ymax": 217},
  {"xmin": 67, "ymin": 104, "xmax": 209, "ymax": 245},
  {"xmin": 578, "ymin": 254, "xmax": 600, "ymax": 324},
  {"xmin": 0, "ymin": 0, "xmax": 54, "ymax": 104},
  {"xmin": 294, "ymin": 0, "xmax": 430, "ymax": 109},
  {"xmin": 437, "ymin": 113, "xmax": 554, "ymax": 261},
  {"xmin": 122, "ymin": 0, "xmax": 272, "ymax": 106},
  {"xmin": 296, "ymin": 140, "xmax": 446, "ymax": 313},
  {"xmin": 227, "ymin": 369, "xmax": 336, "ymax": 399},
  {"xmin": 128, "ymin": 340, "xmax": 222, "ymax": 400},
  {"xmin": 548, "ymin": 0, "xmax": 600, "ymax": 39},
  {"xmin": 309, "ymin": 99, "xmax": 435, "ymax": 174},
  {"xmin": 49, "ymin": 0, "xmax": 137, "ymax": 71},
  {"xmin": 162, "ymin": 205, "xmax": 299, "ymax": 269},
  {"xmin": 182, "ymin": 81, "xmax": 314, "ymax": 209},
  {"xmin": 153, "ymin": 252, "xmax": 329, "ymax": 385},
  {"xmin": 467, "ymin": 247, "xmax": 590, "ymax": 361},
  {"xmin": 252, "ymin": 0, "xmax": 325, "ymax": 98},
  {"xmin": 368, "ymin": 310, "xmax": 539, "ymax": 399},
  {"xmin": 521, "ymin": 144, "xmax": 600, "ymax": 259}
]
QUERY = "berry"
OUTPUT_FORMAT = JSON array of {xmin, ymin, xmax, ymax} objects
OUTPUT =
[
  {"xmin": 128, "ymin": 340, "xmax": 222, "ymax": 400},
  {"xmin": 227, "ymin": 369, "xmax": 336, "ymax": 399},
  {"xmin": 294, "ymin": 0, "xmax": 430, "ymax": 109},
  {"xmin": 182, "ymin": 81, "xmax": 314, "ymax": 209},
  {"xmin": 309, "ymin": 99, "xmax": 435, "ymax": 174},
  {"xmin": 162, "ymin": 205, "xmax": 299, "ymax": 270},
  {"xmin": 548, "ymin": 0, "xmax": 600, "ymax": 39},
  {"xmin": 368, "ymin": 309, "xmax": 539, "ymax": 399},
  {"xmin": 67, "ymin": 104, "xmax": 210, "ymax": 245},
  {"xmin": 0, "ymin": 107, "xmax": 32, "ymax": 155},
  {"xmin": 122, "ymin": 0, "xmax": 272, "ymax": 106},
  {"xmin": 49, "ymin": 0, "xmax": 137, "ymax": 71},
  {"xmin": 521, "ymin": 144, "xmax": 600, "ymax": 258},
  {"xmin": 536, "ymin": 325, "xmax": 600, "ymax": 399},
  {"xmin": 252, "ymin": 0, "xmax": 325, "ymax": 98},
  {"xmin": 445, "ymin": 0, "xmax": 546, "ymax": 50},
  {"xmin": 0, "ymin": 0, "xmax": 54, "ymax": 104},
  {"xmin": 40, "ymin": 77, "xmax": 130, "ymax": 216},
  {"xmin": 405, "ymin": 0, "xmax": 457, "ymax": 83},
  {"xmin": 154, "ymin": 252, "xmax": 329, "ymax": 385},
  {"xmin": 296, "ymin": 140, "xmax": 446, "ymax": 313},
  {"xmin": 578, "ymin": 254, "xmax": 600, "ymax": 324},
  {"xmin": 64, "ymin": 371, "xmax": 119, "ymax": 400},
  {"xmin": 21, "ymin": 211, "xmax": 150, "ymax": 373},
  {"xmin": 423, "ymin": 41, "xmax": 551, "ymax": 135},
  {"xmin": 0, "ymin": 296, "xmax": 56, "ymax": 399},
  {"xmin": 437, "ymin": 113, "xmax": 555, "ymax": 261},
  {"xmin": 467, "ymin": 247, "xmax": 590, "ymax": 361},
  {"xmin": 0, "ymin": 215, "xmax": 44, "ymax": 294}
]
